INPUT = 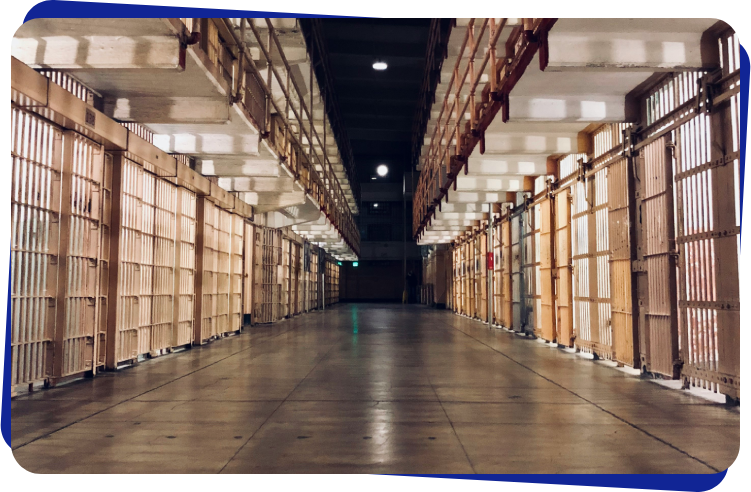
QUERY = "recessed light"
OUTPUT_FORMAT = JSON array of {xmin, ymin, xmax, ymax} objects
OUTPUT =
[
  {"xmin": 376, "ymin": 164, "xmax": 388, "ymax": 177},
  {"xmin": 373, "ymin": 203, "xmax": 379, "ymax": 208},
  {"xmin": 372, "ymin": 61, "xmax": 388, "ymax": 71}
]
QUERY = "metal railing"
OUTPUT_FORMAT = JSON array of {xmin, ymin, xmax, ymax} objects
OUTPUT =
[
  {"xmin": 411, "ymin": 19, "xmax": 453, "ymax": 171},
  {"xmin": 186, "ymin": 18, "xmax": 360, "ymax": 256},
  {"xmin": 413, "ymin": 18, "xmax": 557, "ymax": 239}
]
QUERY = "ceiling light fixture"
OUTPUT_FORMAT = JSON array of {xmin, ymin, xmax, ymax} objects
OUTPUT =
[
  {"xmin": 372, "ymin": 61, "xmax": 388, "ymax": 71},
  {"xmin": 376, "ymin": 164, "xmax": 388, "ymax": 177}
]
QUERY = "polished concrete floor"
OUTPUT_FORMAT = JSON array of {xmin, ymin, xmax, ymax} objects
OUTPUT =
[{"xmin": 11, "ymin": 304, "xmax": 739, "ymax": 474}]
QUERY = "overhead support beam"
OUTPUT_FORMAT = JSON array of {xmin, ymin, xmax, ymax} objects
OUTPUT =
[
  {"xmin": 434, "ymin": 212, "xmax": 488, "ymax": 221},
  {"xmin": 546, "ymin": 19, "xmax": 719, "ymax": 71},
  {"xmin": 465, "ymin": 155, "xmax": 550, "ymax": 176},
  {"xmin": 12, "ymin": 34, "xmax": 183, "ymax": 70},
  {"xmin": 507, "ymin": 95, "xmax": 627, "ymax": 123},
  {"xmin": 482, "ymin": 132, "xmax": 580, "ymax": 154},
  {"xmin": 237, "ymin": 191, "xmax": 307, "ymax": 212},
  {"xmin": 198, "ymin": 158, "xmax": 282, "ymax": 177},
  {"xmin": 437, "ymin": 203, "xmax": 490, "ymax": 214},
  {"xmin": 218, "ymin": 176, "xmax": 303, "ymax": 193},
  {"xmin": 447, "ymin": 192, "xmax": 528, "ymax": 204},
  {"xmin": 431, "ymin": 220, "xmax": 482, "ymax": 227},
  {"xmin": 105, "ymin": 97, "xmax": 230, "ymax": 124}
]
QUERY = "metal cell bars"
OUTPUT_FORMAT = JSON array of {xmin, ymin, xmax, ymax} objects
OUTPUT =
[
  {"xmin": 175, "ymin": 188, "xmax": 196, "ymax": 347},
  {"xmin": 229, "ymin": 214, "xmax": 244, "ymax": 331},
  {"xmin": 119, "ymin": 122, "xmax": 154, "ymax": 144},
  {"xmin": 529, "ymin": 177, "xmax": 546, "ymax": 337},
  {"xmin": 572, "ymin": 169, "xmax": 612, "ymax": 359},
  {"xmin": 555, "ymin": 188, "xmax": 574, "ymax": 347},
  {"xmin": 559, "ymin": 154, "xmax": 583, "ymax": 182},
  {"xmin": 646, "ymin": 72, "xmax": 703, "ymax": 128},
  {"xmin": 460, "ymin": 244, "xmax": 469, "ymax": 315},
  {"xmin": 293, "ymin": 242, "xmax": 303, "ymax": 315},
  {"xmin": 723, "ymin": 32, "xmax": 742, "ymax": 259},
  {"xmin": 465, "ymin": 241, "xmax": 475, "ymax": 316},
  {"xmin": 676, "ymin": 110, "xmax": 714, "ymax": 363},
  {"xmin": 10, "ymin": 108, "xmax": 60, "ymax": 387},
  {"xmin": 638, "ymin": 138, "xmax": 679, "ymax": 377},
  {"xmin": 454, "ymin": 244, "xmax": 462, "ymax": 314},
  {"xmin": 199, "ymin": 201, "xmax": 218, "ymax": 340},
  {"xmin": 325, "ymin": 260, "xmax": 339, "ymax": 306},
  {"xmin": 147, "ymin": 176, "xmax": 177, "ymax": 354},
  {"xmin": 38, "ymin": 70, "xmax": 93, "ymax": 103},
  {"xmin": 61, "ymin": 133, "xmax": 108, "ymax": 376},
  {"xmin": 492, "ymin": 220, "xmax": 503, "ymax": 326},
  {"xmin": 645, "ymin": 28, "xmax": 744, "ymax": 397},
  {"xmin": 281, "ymin": 237, "xmax": 291, "ymax": 318},
  {"xmin": 593, "ymin": 124, "xmax": 629, "ymax": 162},
  {"xmin": 511, "ymin": 207, "xmax": 523, "ymax": 332},
  {"xmin": 539, "ymin": 194, "xmax": 556, "ymax": 343},
  {"xmin": 308, "ymin": 247, "xmax": 318, "ymax": 311},
  {"xmin": 215, "ymin": 206, "xmax": 233, "ymax": 336},
  {"xmin": 256, "ymin": 227, "xmax": 281, "ymax": 323},
  {"xmin": 477, "ymin": 232, "xmax": 488, "ymax": 321},
  {"xmin": 115, "ymin": 158, "xmax": 144, "ymax": 363},
  {"xmin": 501, "ymin": 220, "xmax": 512, "ymax": 328},
  {"xmin": 607, "ymin": 157, "xmax": 635, "ymax": 366}
]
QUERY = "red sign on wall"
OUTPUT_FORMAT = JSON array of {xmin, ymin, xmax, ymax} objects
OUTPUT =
[{"xmin": 487, "ymin": 252, "xmax": 494, "ymax": 271}]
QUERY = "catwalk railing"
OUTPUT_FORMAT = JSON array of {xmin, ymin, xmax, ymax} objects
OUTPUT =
[
  {"xmin": 199, "ymin": 18, "xmax": 360, "ymax": 255},
  {"xmin": 413, "ymin": 18, "xmax": 557, "ymax": 237}
]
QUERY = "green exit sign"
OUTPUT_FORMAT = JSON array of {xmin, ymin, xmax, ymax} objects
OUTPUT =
[{"xmin": 352, "ymin": 262, "xmax": 359, "ymax": 267}]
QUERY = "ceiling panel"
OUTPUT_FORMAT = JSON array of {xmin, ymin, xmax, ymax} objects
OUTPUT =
[{"xmin": 320, "ymin": 18, "xmax": 431, "ymax": 183}]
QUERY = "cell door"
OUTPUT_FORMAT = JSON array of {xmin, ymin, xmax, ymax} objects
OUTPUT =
[
  {"xmin": 572, "ymin": 169, "xmax": 612, "ymax": 359},
  {"xmin": 493, "ymin": 221, "xmax": 503, "ymax": 325},
  {"xmin": 501, "ymin": 219, "xmax": 512, "ymax": 329},
  {"xmin": 11, "ymin": 109, "xmax": 61, "ymax": 386},
  {"xmin": 478, "ymin": 232, "xmax": 488, "ymax": 321},
  {"xmin": 525, "ymin": 187, "xmax": 542, "ymax": 336},
  {"xmin": 243, "ymin": 222, "xmax": 254, "ymax": 325},
  {"xmin": 635, "ymin": 138, "xmax": 679, "ymax": 377},
  {"xmin": 608, "ymin": 158, "xmax": 636, "ymax": 366},
  {"xmin": 539, "ymin": 196, "xmax": 556, "ymax": 342},
  {"xmin": 511, "ymin": 212, "xmax": 523, "ymax": 332},
  {"xmin": 469, "ymin": 241, "xmax": 477, "ymax": 317},
  {"xmin": 555, "ymin": 189, "xmax": 574, "ymax": 347},
  {"xmin": 229, "ymin": 214, "xmax": 244, "ymax": 331},
  {"xmin": 175, "ymin": 188, "xmax": 197, "ymax": 347}
]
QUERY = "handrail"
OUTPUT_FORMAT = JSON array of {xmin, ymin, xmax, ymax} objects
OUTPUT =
[
  {"xmin": 299, "ymin": 18, "xmax": 361, "ymax": 207},
  {"xmin": 221, "ymin": 18, "xmax": 359, "ymax": 255},
  {"xmin": 413, "ymin": 18, "xmax": 557, "ymax": 240}
]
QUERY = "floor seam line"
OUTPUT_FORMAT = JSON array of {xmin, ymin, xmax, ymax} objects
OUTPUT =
[
  {"xmin": 11, "ymin": 323, "xmax": 307, "ymax": 451},
  {"xmin": 440, "ymin": 317, "xmax": 721, "ymax": 473},
  {"xmin": 218, "ymin": 339, "xmax": 342, "ymax": 474},
  {"xmin": 416, "ymin": 345, "xmax": 477, "ymax": 474}
]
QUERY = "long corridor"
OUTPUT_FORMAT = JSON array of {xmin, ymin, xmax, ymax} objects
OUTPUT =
[{"xmin": 10, "ymin": 304, "xmax": 739, "ymax": 474}]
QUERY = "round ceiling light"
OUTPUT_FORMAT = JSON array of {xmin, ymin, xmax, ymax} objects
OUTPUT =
[
  {"xmin": 376, "ymin": 164, "xmax": 388, "ymax": 177},
  {"xmin": 372, "ymin": 61, "xmax": 388, "ymax": 71}
]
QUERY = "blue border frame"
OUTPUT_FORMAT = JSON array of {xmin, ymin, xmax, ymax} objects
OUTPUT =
[{"xmin": 3, "ymin": 4, "xmax": 747, "ymax": 489}]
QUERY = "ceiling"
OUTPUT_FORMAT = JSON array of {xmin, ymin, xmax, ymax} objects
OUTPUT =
[{"xmin": 318, "ymin": 18, "xmax": 431, "ymax": 184}]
